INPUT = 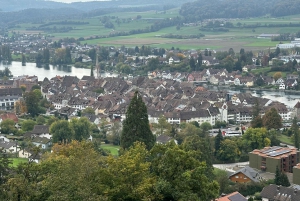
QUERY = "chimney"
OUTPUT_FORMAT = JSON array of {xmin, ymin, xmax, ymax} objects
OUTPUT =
[
  {"xmin": 277, "ymin": 186, "xmax": 281, "ymax": 191},
  {"xmin": 295, "ymin": 189, "xmax": 297, "ymax": 195}
]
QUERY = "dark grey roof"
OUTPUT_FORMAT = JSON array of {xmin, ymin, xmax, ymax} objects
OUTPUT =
[
  {"xmin": 82, "ymin": 114, "xmax": 97, "ymax": 122},
  {"xmin": 156, "ymin": 135, "xmax": 175, "ymax": 144},
  {"xmin": 0, "ymin": 88, "xmax": 22, "ymax": 96},
  {"xmin": 260, "ymin": 184, "xmax": 300, "ymax": 201},
  {"xmin": 31, "ymin": 125, "xmax": 49, "ymax": 134},
  {"xmin": 229, "ymin": 193, "xmax": 247, "ymax": 201},
  {"xmin": 0, "ymin": 141, "xmax": 16, "ymax": 149},
  {"xmin": 32, "ymin": 136, "xmax": 51, "ymax": 144},
  {"xmin": 229, "ymin": 166, "xmax": 260, "ymax": 182}
]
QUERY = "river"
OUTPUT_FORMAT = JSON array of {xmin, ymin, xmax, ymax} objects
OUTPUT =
[
  {"xmin": 208, "ymin": 86, "xmax": 300, "ymax": 108},
  {"xmin": 2, "ymin": 62, "xmax": 300, "ymax": 108},
  {"xmin": 0, "ymin": 61, "xmax": 118, "ymax": 79}
]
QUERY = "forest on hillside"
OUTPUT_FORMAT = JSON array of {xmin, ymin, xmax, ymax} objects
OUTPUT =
[{"xmin": 180, "ymin": 0, "xmax": 300, "ymax": 21}]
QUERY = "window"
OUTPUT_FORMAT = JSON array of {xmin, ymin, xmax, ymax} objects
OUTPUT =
[{"xmin": 235, "ymin": 176, "xmax": 239, "ymax": 178}]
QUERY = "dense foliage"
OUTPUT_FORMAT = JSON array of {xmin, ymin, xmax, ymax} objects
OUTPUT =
[
  {"xmin": 0, "ymin": 141, "xmax": 219, "ymax": 200},
  {"xmin": 180, "ymin": 0, "xmax": 300, "ymax": 21}
]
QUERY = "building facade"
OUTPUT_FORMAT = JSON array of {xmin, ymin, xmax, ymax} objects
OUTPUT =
[
  {"xmin": 293, "ymin": 163, "xmax": 300, "ymax": 185},
  {"xmin": 249, "ymin": 146, "xmax": 300, "ymax": 173}
]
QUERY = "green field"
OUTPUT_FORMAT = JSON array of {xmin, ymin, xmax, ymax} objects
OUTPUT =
[
  {"xmin": 10, "ymin": 9, "xmax": 300, "ymax": 50},
  {"xmin": 251, "ymin": 67, "xmax": 271, "ymax": 75},
  {"xmin": 10, "ymin": 158, "xmax": 28, "ymax": 167},
  {"xmin": 102, "ymin": 144, "xmax": 120, "ymax": 156},
  {"xmin": 278, "ymin": 134, "xmax": 293, "ymax": 145}
]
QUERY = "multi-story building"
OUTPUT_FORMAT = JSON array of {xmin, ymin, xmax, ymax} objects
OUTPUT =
[
  {"xmin": 0, "ymin": 88, "xmax": 23, "ymax": 108},
  {"xmin": 293, "ymin": 163, "xmax": 300, "ymax": 185},
  {"xmin": 249, "ymin": 146, "xmax": 300, "ymax": 173}
]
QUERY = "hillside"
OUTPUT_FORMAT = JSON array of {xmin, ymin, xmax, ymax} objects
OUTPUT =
[
  {"xmin": 180, "ymin": 0, "xmax": 300, "ymax": 21},
  {"xmin": 0, "ymin": 0, "xmax": 194, "ymax": 12}
]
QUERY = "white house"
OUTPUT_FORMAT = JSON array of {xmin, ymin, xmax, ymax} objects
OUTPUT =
[{"xmin": 279, "ymin": 83, "xmax": 286, "ymax": 90}]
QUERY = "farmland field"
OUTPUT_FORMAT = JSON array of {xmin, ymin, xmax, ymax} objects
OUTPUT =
[{"xmin": 10, "ymin": 8, "xmax": 300, "ymax": 50}]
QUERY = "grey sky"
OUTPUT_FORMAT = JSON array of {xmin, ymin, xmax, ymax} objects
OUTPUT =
[{"xmin": 50, "ymin": 0, "xmax": 105, "ymax": 3}]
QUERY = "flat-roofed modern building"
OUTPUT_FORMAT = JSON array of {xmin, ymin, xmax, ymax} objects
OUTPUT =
[
  {"xmin": 249, "ymin": 146, "xmax": 300, "ymax": 173},
  {"xmin": 293, "ymin": 163, "xmax": 300, "ymax": 185}
]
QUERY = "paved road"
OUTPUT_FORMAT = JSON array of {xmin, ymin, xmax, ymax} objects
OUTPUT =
[{"xmin": 213, "ymin": 162, "xmax": 249, "ymax": 170}]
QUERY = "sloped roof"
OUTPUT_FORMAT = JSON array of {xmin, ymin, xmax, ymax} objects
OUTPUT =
[
  {"xmin": 295, "ymin": 101, "xmax": 300, "ymax": 109},
  {"xmin": 229, "ymin": 166, "xmax": 260, "ymax": 182},
  {"xmin": 216, "ymin": 191, "xmax": 247, "ymax": 201},
  {"xmin": 0, "ymin": 113, "xmax": 18, "ymax": 123},
  {"xmin": 260, "ymin": 184, "xmax": 300, "ymax": 201},
  {"xmin": 31, "ymin": 125, "xmax": 49, "ymax": 134}
]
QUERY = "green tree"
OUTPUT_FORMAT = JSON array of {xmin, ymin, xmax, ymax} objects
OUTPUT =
[
  {"xmin": 150, "ymin": 143, "xmax": 219, "ymax": 200},
  {"xmin": 214, "ymin": 129, "xmax": 223, "ymax": 155},
  {"xmin": 275, "ymin": 166, "xmax": 281, "ymax": 185},
  {"xmin": 36, "ymin": 115, "xmax": 46, "ymax": 125},
  {"xmin": 21, "ymin": 54, "xmax": 26, "ymax": 66},
  {"xmin": 177, "ymin": 123, "xmax": 204, "ymax": 144},
  {"xmin": 0, "ymin": 119, "xmax": 17, "ymax": 134},
  {"xmin": 242, "ymin": 128, "xmax": 271, "ymax": 152},
  {"xmin": 107, "ymin": 121, "xmax": 122, "ymax": 145},
  {"xmin": 217, "ymin": 139, "xmax": 240, "ymax": 162},
  {"xmin": 47, "ymin": 116, "xmax": 58, "ymax": 126},
  {"xmin": 251, "ymin": 98, "xmax": 263, "ymax": 128},
  {"xmin": 279, "ymin": 172, "xmax": 291, "ymax": 187},
  {"xmin": 50, "ymin": 120, "xmax": 74, "ymax": 143},
  {"xmin": 43, "ymin": 48, "xmax": 50, "ymax": 63},
  {"xmin": 262, "ymin": 108, "xmax": 282, "ymax": 130},
  {"xmin": 23, "ymin": 91, "xmax": 40, "ymax": 117},
  {"xmin": 90, "ymin": 65, "xmax": 94, "ymax": 77},
  {"xmin": 292, "ymin": 117, "xmax": 300, "ymax": 149},
  {"xmin": 182, "ymin": 135, "xmax": 213, "ymax": 178},
  {"xmin": 121, "ymin": 91, "xmax": 155, "ymax": 150},
  {"xmin": 70, "ymin": 117, "xmax": 91, "ymax": 141},
  {"xmin": 21, "ymin": 119, "xmax": 36, "ymax": 131},
  {"xmin": 152, "ymin": 115, "xmax": 171, "ymax": 136},
  {"xmin": 82, "ymin": 107, "xmax": 95, "ymax": 115},
  {"xmin": 189, "ymin": 57, "xmax": 196, "ymax": 71},
  {"xmin": 197, "ymin": 53, "xmax": 202, "ymax": 69},
  {"xmin": 0, "ymin": 148, "xmax": 12, "ymax": 185},
  {"xmin": 200, "ymin": 122, "xmax": 212, "ymax": 132}
]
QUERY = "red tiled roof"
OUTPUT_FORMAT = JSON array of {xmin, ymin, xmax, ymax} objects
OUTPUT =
[{"xmin": 0, "ymin": 113, "xmax": 18, "ymax": 123}]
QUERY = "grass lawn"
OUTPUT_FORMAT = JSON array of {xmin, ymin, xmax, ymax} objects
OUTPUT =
[
  {"xmin": 10, "ymin": 158, "xmax": 28, "ymax": 167},
  {"xmin": 278, "ymin": 134, "xmax": 293, "ymax": 145},
  {"xmin": 101, "ymin": 144, "xmax": 120, "ymax": 156},
  {"xmin": 251, "ymin": 67, "xmax": 271, "ymax": 75},
  {"xmin": 268, "ymin": 71, "xmax": 287, "ymax": 78}
]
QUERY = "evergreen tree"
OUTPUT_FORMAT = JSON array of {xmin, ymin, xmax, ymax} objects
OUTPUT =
[
  {"xmin": 279, "ymin": 172, "xmax": 291, "ymax": 187},
  {"xmin": 0, "ymin": 148, "xmax": 11, "ymax": 185},
  {"xmin": 197, "ymin": 53, "xmax": 203, "ymax": 70},
  {"xmin": 214, "ymin": 129, "xmax": 223, "ymax": 155},
  {"xmin": 292, "ymin": 117, "xmax": 300, "ymax": 149},
  {"xmin": 90, "ymin": 65, "xmax": 94, "ymax": 77},
  {"xmin": 21, "ymin": 54, "xmax": 26, "ymax": 66},
  {"xmin": 251, "ymin": 98, "xmax": 263, "ymax": 128},
  {"xmin": 275, "ymin": 166, "xmax": 280, "ymax": 185},
  {"xmin": 43, "ymin": 48, "xmax": 50, "ymax": 64},
  {"xmin": 121, "ymin": 91, "xmax": 155, "ymax": 150},
  {"xmin": 189, "ymin": 57, "xmax": 196, "ymax": 71}
]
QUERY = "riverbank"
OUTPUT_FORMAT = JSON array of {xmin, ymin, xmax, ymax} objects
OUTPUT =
[{"xmin": 213, "ymin": 85, "xmax": 300, "ymax": 95}]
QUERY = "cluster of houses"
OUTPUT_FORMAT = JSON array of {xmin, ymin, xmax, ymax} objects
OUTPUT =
[{"xmin": 37, "ymin": 74, "xmax": 298, "ymax": 125}]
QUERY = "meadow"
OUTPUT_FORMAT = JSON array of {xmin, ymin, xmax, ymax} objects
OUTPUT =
[{"xmin": 10, "ymin": 8, "xmax": 300, "ymax": 50}]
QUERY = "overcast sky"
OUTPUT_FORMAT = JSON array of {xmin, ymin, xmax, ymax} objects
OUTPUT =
[{"xmin": 50, "ymin": 0, "xmax": 105, "ymax": 3}]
